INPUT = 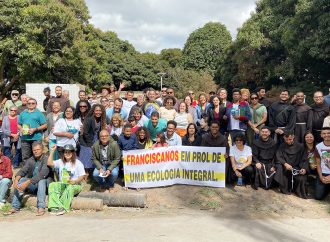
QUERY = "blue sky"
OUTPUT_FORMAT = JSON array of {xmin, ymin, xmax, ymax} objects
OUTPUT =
[{"xmin": 85, "ymin": 0, "xmax": 256, "ymax": 53}]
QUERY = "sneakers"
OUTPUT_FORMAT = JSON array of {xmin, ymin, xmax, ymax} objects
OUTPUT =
[{"xmin": 50, "ymin": 207, "xmax": 66, "ymax": 216}]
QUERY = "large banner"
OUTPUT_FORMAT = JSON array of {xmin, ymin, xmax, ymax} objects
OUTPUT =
[{"xmin": 123, "ymin": 146, "xmax": 226, "ymax": 188}]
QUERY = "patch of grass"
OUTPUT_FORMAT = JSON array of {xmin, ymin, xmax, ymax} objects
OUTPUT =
[
  {"xmin": 190, "ymin": 198, "xmax": 203, "ymax": 206},
  {"xmin": 199, "ymin": 188, "xmax": 216, "ymax": 197},
  {"xmin": 204, "ymin": 200, "xmax": 221, "ymax": 210},
  {"xmin": 1, "ymin": 203, "xmax": 12, "ymax": 213}
]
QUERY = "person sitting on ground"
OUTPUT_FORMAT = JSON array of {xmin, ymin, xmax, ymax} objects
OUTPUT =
[
  {"xmin": 118, "ymin": 124, "xmax": 138, "ymax": 151},
  {"xmin": 314, "ymin": 127, "xmax": 330, "ymax": 200},
  {"xmin": 136, "ymin": 127, "xmax": 153, "ymax": 149},
  {"xmin": 92, "ymin": 130, "xmax": 121, "ymax": 193},
  {"xmin": 0, "ymin": 146, "xmax": 13, "ymax": 209},
  {"xmin": 164, "ymin": 120, "xmax": 182, "ymax": 146},
  {"xmin": 275, "ymin": 131, "xmax": 308, "ymax": 198},
  {"xmin": 5, "ymin": 142, "xmax": 51, "ymax": 216},
  {"xmin": 153, "ymin": 132, "xmax": 169, "ymax": 148},
  {"xmin": 182, "ymin": 123, "xmax": 202, "ymax": 146},
  {"xmin": 47, "ymin": 144, "xmax": 85, "ymax": 215},
  {"xmin": 252, "ymin": 127, "xmax": 277, "ymax": 189},
  {"xmin": 230, "ymin": 133, "xmax": 254, "ymax": 186}
]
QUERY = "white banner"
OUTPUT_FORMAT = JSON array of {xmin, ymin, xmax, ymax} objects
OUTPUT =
[{"xmin": 123, "ymin": 146, "xmax": 226, "ymax": 188}]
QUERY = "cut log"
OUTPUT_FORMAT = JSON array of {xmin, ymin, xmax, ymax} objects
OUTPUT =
[
  {"xmin": 78, "ymin": 192, "xmax": 147, "ymax": 208},
  {"xmin": 22, "ymin": 195, "xmax": 103, "ymax": 211}
]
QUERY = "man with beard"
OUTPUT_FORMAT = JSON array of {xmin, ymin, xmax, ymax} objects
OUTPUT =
[
  {"xmin": 252, "ymin": 127, "xmax": 277, "ymax": 189},
  {"xmin": 256, "ymin": 87, "xmax": 271, "ymax": 109},
  {"xmin": 293, "ymin": 92, "xmax": 312, "ymax": 143},
  {"xmin": 275, "ymin": 131, "xmax": 308, "ymax": 198},
  {"xmin": 311, "ymin": 91, "xmax": 329, "ymax": 143},
  {"xmin": 47, "ymin": 86, "xmax": 70, "ymax": 113},
  {"xmin": 269, "ymin": 90, "xmax": 296, "ymax": 144}
]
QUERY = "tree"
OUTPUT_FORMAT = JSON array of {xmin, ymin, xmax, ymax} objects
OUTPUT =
[{"xmin": 182, "ymin": 22, "xmax": 232, "ymax": 72}]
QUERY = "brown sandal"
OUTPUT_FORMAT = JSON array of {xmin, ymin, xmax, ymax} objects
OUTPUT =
[
  {"xmin": 36, "ymin": 208, "xmax": 45, "ymax": 216},
  {"xmin": 3, "ymin": 208, "xmax": 19, "ymax": 215}
]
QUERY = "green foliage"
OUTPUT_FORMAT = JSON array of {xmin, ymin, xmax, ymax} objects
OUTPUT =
[
  {"xmin": 216, "ymin": 0, "xmax": 330, "ymax": 95},
  {"xmin": 182, "ymin": 22, "xmax": 232, "ymax": 73}
]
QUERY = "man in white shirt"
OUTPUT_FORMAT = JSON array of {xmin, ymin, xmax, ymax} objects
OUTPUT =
[{"xmin": 122, "ymin": 91, "xmax": 136, "ymax": 114}]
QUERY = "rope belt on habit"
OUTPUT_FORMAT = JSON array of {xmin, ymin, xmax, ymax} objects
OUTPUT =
[
  {"xmin": 263, "ymin": 164, "xmax": 276, "ymax": 189},
  {"xmin": 291, "ymin": 168, "xmax": 300, "ymax": 190},
  {"xmin": 296, "ymin": 123, "xmax": 306, "ymax": 125}
]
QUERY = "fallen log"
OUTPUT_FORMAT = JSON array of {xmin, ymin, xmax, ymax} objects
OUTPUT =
[
  {"xmin": 22, "ymin": 195, "xmax": 103, "ymax": 211},
  {"xmin": 78, "ymin": 192, "xmax": 147, "ymax": 208}
]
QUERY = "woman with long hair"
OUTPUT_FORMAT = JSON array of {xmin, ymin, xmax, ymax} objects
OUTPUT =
[
  {"xmin": 53, "ymin": 106, "xmax": 82, "ymax": 159},
  {"xmin": 304, "ymin": 131, "xmax": 317, "ymax": 173},
  {"xmin": 182, "ymin": 123, "xmax": 202, "ymax": 146},
  {"xmin": 79, "ymin": 104, "xmax": 107, "ymax": 170},
  {"xmin": 184, "ymin": 95, "xmax": 198, "ymax": 124},
  {"xmin": 108, "ymin": 113, "xmax": 124, "ymax": 141},
  {"xmin": 174, "ymin": 102, "xmax": 193, "ymax": 137},
  {"xmin": 47, "ymin": 144, "xmax": 85, "ymax": 215},
  {"xmin": 132, "ymin": 108, "xmax": 149, "ymax": 127},
  {"xmin": 74, "ymin": 100, "xmax": 91, "ymax": 123},
  {"xmin": 136, "ymin": 126, "xmax": 153, "ymax": 149},
  {"xmin": 206, "ymin": 95, "xmax": 227, "ymax": 134}
]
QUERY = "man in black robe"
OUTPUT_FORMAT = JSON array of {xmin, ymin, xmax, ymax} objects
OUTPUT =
[
  {"xmin": 269, "ymin": 90, "xmax": 296, "ymax": 144},
  {"xmin": 201, "ymin": 121, "xmax": 230, "ymax": 183},
  {"xmin": 311, "ymin": 91, "xmax": 329, "ymax": 143},
  {"xmin": 293, "ymin": 92, "xmax": 312, "ymax": 143},
  {"xmin": 275, "ymin": 131, "xmax": 309, "ymax": 198},
  {"xmin": 252, "ymin": 127, "xmax": 277, "ymax": 189}
]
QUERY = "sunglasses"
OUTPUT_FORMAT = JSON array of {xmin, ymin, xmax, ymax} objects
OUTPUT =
[
  {"xmin": 79, "ymin": 105, "xmax": 87, "ymax": 108},
  {"xmin": 11, "ymin": 93, "xmax": 19, "ymax": 96},
  {"xmin": 251, "ymin": 97, "xmax": 259, "ymax": 100},
  {"xmin": 167, "ymin": 91, "xmax": 173, "ymax": 94},
  {"xmin": 10, "ymin": 109, "xmax": 17, "ymax": 112}
]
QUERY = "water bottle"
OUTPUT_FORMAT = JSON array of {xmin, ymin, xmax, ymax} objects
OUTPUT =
[{"xmin": 237, "ymin": 177, "xmax": 243, "ymax": 186}]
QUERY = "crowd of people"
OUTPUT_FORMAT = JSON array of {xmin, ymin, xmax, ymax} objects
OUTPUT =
[{"xmin": 0, "ymin": 83, "xmax": 330, "ymax": 216}]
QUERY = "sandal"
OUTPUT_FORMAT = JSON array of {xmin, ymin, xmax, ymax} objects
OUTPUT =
[
  {"xmin": 36, "ymin": 208, "xmax": 45, "ymax": 216},
  {"xmin": 3, "ymin": 208, "xmax": 20, "ymax": 215}
]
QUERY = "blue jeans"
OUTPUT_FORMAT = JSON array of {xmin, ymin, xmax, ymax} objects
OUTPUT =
[
  {"xmin": 0, "ymin": 178, "xmax": 12, "ymax": 202},
  {"xmin": 3, "ymin": 141, "xmax": 21, "ymax": 167},
  {"xmin": 12, "ymin": 178, "xmax": 47, "ymax": 209},
  {"xmin": 315, "ymin": 175, "xmax": 330, "ymax": 200},
  {"xmin": 93, "ymin": 165, "xmax": 119, "ymax": 188}
]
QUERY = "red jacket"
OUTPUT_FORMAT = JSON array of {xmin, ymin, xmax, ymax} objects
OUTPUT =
[{"xmin": 0, "ymin": 155, "xmax": 13, "ymax": 179}]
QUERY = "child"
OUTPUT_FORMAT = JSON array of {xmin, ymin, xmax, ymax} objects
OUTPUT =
[
  {"xmin": 128, "ymin": 116, "xmax": 139, "ymax": 134},
  {"xmin": 153, "ymin": 132, "xmax": 169, "ymax": 148},
  {"xmin": 118, "ymin": 123, "xmax": 138, "ymax": 151}
]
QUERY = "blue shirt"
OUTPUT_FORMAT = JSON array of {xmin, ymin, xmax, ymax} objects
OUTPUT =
[
  {"xmin": 118, "ymin": 133, "xmax": 138, "ymax": 151},
  {"xmin": 18, "ymin": 109, "xmax": 46, "ymax": 141},
  {"xmin": 106, "ymin": 108, "xmax": 128, "ymax": 121},
  {"xmin": 144, "ymin": 118, "xmax": 167, "ymax": 141},
  {"xmin": 164, "ymin": 132, "xmax": 182, "ymax": 146}
]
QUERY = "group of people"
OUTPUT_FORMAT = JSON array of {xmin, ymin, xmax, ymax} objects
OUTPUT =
[{"xmin": 0, "ymin": 83, "xmax": 330, "ymax": 216}]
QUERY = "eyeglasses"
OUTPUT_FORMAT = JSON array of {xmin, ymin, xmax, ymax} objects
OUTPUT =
[
  {"xmin": 79, "ymin": 105, "xmax": 87, "ymax": 108},
  {"xmin": 27, "ymin": 102, "xmax": 36, "ymax": 105},
  {"xmin": 251, "ymin": 97, "xmax": 259, "ymax": 100}
]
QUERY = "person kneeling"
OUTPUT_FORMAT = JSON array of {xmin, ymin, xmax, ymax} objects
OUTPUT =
[
  {"xmin": 47, "ymin": 144, "xmax": 85, "ymax": 215},
  {"xmin": 230, "ymin": 133, "xmax": 254, "ymax": 186},
  {"xmin": 275, "ymin": 131, "xmax": 308, "ymax": 198},
  {"xmin": 92, "ymin": 130, "xmax": 121, "ymax": 193}
]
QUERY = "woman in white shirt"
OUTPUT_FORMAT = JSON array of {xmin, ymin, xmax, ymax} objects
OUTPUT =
[
  {"xmin": 47, "ymin": 144, "xmax": 85, "ymax": 215},
  {"xmin": 229, "ymin": 133, "xmax": 254, "ymax": 186},
  {"xmin": 174, "ymin": 102, "xmax": 193, "ymax": 137},
  {"xmin": 53, "ymin": 106, "xmax": 82, "ymax": 158}
]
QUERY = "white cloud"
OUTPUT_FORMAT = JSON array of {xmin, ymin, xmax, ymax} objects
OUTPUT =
[{"xmin": 85, "ymin": 0, "xmax": 256, "ymax": 53}]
